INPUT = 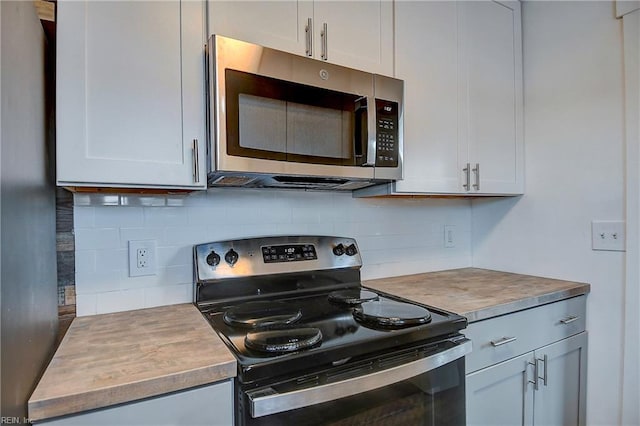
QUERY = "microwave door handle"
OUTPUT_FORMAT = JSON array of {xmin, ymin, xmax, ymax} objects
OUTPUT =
[
  {"xmin": 248, "ymin": 338, "xmax": 471, "ymax": 418},
  {"xmin": 364, "ymin": 96, "xmax": 376, "ymax": 166}
]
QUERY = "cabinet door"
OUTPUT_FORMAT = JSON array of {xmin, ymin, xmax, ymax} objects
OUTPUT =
[
  {"xmin": 56, "ymin": 1, "xmax": 206, "ymax": 189},
  {"xmin": 36, "ymin": 380, "xmax": 234, "ymax": 425},
  {"xmin": 466, "ymin": 352, "xmax": 534, "ymax": 426},
  {"xmin": 313, "ymin": 1, "xmax": 393, "ymax": 75},
  {"xmin": 208, "ymin": 1, "xmax": 312, "ymax": 56},
  {"xmin": 393, "ymin": 1, "xmax": 462, "ymax": 193},
  {"xmin": 460, "ymin": 0, "xmax": 524, "ymax": 194},
  {"xmin": 534, "ymin": 332, "xmax": 588, "ymax": 426}
]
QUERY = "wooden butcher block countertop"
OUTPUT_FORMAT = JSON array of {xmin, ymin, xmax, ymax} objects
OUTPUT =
[
  {"xmin": 28, "ymin": 303, "xmax": 236, "ymax": 422},
  {"xmin": 363, "ymin": 268, "xmax": 590, "ymax": 323}
]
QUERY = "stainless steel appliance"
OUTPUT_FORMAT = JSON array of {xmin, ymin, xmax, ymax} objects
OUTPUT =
[
  {"xmin": 194, "ymin": 236, "xmax": 470, "ymax": 425},
  {"xmin": 206, "ymin": 35, "xmax": 404, "ymax": 190}
]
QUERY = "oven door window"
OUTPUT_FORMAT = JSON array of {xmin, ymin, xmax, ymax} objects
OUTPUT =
[
  {"xmin": 240, "ymin": 357, "xmax": 465, "ymax": 426},
  {"xmin": 225, "ymin": 69, "xmax": 368, "ymax": 166}
]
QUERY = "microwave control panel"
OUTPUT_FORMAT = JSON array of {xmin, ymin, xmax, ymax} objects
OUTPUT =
[{"xmin": 375, "ymin": 100, "xmax": 399, "ymax": 167}]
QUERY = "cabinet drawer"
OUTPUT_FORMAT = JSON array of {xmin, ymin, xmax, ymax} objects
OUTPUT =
[{"xmin": 464, "ymin": 295, "xmax": 586, "ymax": 373}]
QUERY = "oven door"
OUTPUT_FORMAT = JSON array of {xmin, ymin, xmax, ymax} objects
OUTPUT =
[{"xmin": 240, "ymin": 337, "xmax": 471, "ymax": 426}]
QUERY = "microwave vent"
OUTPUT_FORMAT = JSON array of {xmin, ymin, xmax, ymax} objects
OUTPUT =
[{"xmin": 211, "ymin": 175, "xmax": 258, "ymax": 186}]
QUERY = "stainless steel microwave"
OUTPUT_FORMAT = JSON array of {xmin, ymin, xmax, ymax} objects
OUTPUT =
[{"xmin": 206, "ymin": 35, "xmax": 403, "ymax": 191}]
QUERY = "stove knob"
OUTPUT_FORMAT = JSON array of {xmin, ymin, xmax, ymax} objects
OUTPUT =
[
  {"xmin": 206, "ymin": 251, "xmax": 221, "ymax": 267},
  {"xmin": 332, "ymin": 244, "xmax": 345, "ymax": 256},
  {"xmin": 345, "ymin": 244, "xmax": 358, "ymax": 256},
  {"xmin": 225, "ymin": 249, "xmax": 239, "ymax": 266}
]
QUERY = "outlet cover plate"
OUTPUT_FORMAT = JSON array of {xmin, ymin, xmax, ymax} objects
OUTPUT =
[
  {"xmin": 591, "ymin": 221, "xmax": 625, "ymax": 251},
  {"xmin": 128, "ymin": 240, "xmax": 157, "ymax": 277}
]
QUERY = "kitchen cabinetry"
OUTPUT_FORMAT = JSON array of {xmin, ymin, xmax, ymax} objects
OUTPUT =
[
  {"xmin": 207, "ymin": 1, "xmax": 393, "ymax": 76},
  {"xmin": 56, "ymin": 1, "xmax": 207, "ymax": 189},
  {"xmin": 34, "ymin": 380, "xmax": 233, "ymax": 425},
  {"xmin": 359, "ymin": 1, "xmax": 523, "ymax": 196},
  {"xmin": 465, "ymin": 296, "xmax": 587, "ymax": 426}
]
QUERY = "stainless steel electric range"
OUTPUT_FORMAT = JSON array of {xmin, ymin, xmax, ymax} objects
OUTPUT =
[{"xmin": 194, "ymin": 236, "xmax": 471, "ymax": 425}]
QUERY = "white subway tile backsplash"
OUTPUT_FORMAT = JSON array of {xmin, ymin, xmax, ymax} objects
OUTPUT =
[
  {"xmin": 96, "ymin": 289, "xmax": 145, "ymax": 314},
  {"xmin": 186, "ymin": 206, "xmax": 226, "ymax": 225},
  {"xmin": 119, "ymin": 195, "xmax": 166, "ymax": 207},
  {"xmin": 159, "ymin": 265, "xmax": 193, "ymax": 284},
  {"xmin": 75, "ymin": 228, "xmax": 120, "ymax": 250},
  {"xmin": 75, "ymin": 250, "xmax": 96, "ymax": 275},
  {"xmin": 75, "ymin": 189, "xmax": 472, "ymax": 315},
  {"xmin": 164, "ymin": 226, "xmax": 210, "ymax": 245},
  {"xmin": 143, "ymin": 207, "xmax": 188, "ymax": 227},
  {"xmin": 75, "ymin": 294, "xmax": 97, "ymax": 316},
  {"xmin": 144, "ymin": 284, "xmax": 192, "ymax": 309},
  {"xmin": 94, "ymin": 249, "xmax": 128, "ymax": 272},
  {"xmin": 74, "ymin": 207, "xmax": 95, "ymax": 228},
  {"xmin": 75, "ymin": 269, "xmax": 127, "ymax": 294},
  {"xmin": 94, "ymin": 206, "xmax": 144, "ymax": 228},
  {"xmin": 119, "ymin": 227, "xmax": 165, "ymax": 247},
  {"xmin": 157, "ymin": 246, "xmax": 192, "ymax": 267}
]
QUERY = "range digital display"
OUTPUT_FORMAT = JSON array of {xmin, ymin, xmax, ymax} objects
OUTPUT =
[{"xmin": 261, "ymin": 244, "xmax": 317, "ymax": 263}]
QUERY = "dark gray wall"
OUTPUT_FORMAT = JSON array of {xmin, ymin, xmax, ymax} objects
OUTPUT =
[{"xmin": 1, "ymin": 1, "xmax": 58, "ymax": 419}]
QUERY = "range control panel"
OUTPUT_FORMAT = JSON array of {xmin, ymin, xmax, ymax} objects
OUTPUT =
[
  {"xmin": 195, "ymin": 236, "xmax": 362, "ymax": 283},
  {"xmin": 261, "ymin": 244, "xmax": 318, "ymax": 263}
]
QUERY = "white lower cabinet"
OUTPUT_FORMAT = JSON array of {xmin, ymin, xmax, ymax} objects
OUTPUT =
[
  {"xmin": 465, "ymin": 297, "xmax": 588, "ymax": 426},
  {"xmin": 35, "ymin": 380, "xmax": 233, "ymax": 425}
]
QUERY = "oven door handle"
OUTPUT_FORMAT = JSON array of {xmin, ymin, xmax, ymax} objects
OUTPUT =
[{"xmin": 248, "ymin": 337, "xmax": 472, "ymax": 418}]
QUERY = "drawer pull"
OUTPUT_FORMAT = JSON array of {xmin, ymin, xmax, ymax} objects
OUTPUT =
[
  {"xmin": 490, "ymin": 336, "xmax": 517, "ymax": 347},
  {"xmin": 528, "ymin": 359, "xmax": 539, "ymax": 390},
  {"xmin": 560, "ymin": 315, "xmax": 579, "ymax": 325}
]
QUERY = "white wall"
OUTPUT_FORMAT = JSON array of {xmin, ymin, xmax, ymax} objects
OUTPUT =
[
  {"xmin": 471, "ymin": 2, "xmax": 625, "ymax": 424},
  {"xmin": 73, "ymin": 190, "xmax": 472, "ymax": 316}
]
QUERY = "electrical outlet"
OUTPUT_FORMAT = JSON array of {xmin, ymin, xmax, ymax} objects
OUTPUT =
[
  {"xmin": 129, "ymin": 240, "xmax": 157, "ymax": 277},
  {"xmin": 591, "ymin": 221, "xmax": 625, "ymax": 252},
  {"xmin": 444, "ymin": 225, "xmax": 455, "ymax": 248}
]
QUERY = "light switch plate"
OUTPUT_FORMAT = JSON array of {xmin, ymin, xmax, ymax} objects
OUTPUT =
[
  {"xmin": 444, "ymin": 225, "xmax": 455, "ymax": 248},
  {"xmin": 591, "ymin": 221, "xmax": 625, "ymax": 251}
]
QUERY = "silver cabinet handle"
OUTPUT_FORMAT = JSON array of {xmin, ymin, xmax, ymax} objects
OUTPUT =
[
  {"xmin": 248, "ymin": 338, "xmax": 471, "ymax": 418},
  {"xmin": 192, "ymin": 139, "xmax": 200, "ymax": 183},
  {"xmin": 560, "ymin": 315, "xmax": 579, "ymax": 324},
  {"xmin": 463, "ymin": 163, "xmax": 471, "ymax": 190},
  {"xmin": 528, "ymin": 359, "xmax": 539, "ymax": 391},
  {"xmin": 472, "ymin": 163, "xmax": 480, "ymax": 190},
  {"xmin": 540, "ymin": 354, "xmax": 548, "ymax": 387},
  {"xmin": 490, "ymin": 336, "xmax": 517, "ymax": 347},
  {"xmin": 320, "ymin": 22, "xmax": 328, "ymax": 60},
  {"xmin": 305, "ymin": 18, "xmax": 313, "ymax": 57}
]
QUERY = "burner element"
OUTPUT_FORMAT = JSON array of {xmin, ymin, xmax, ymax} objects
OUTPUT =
[
  {"xmin": 245, "ymin": 327, "xmax": 323, "ymax": 353},
  {"xmin": 328, "ymin": 289, "xmax": 379, "ymax": 305},
  {"xmin": 223, "ymin": 301, "xmax": 302, "ymax": 329},
  {"xmin": 353, "ymin": 300, "xmax": 432, "ymax": 329}
]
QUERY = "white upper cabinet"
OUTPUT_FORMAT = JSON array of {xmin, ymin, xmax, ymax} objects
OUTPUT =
[
  {"xmin": 207, "ymin": 1, "xmax": 311, "ymax": 57},
  {"xmin": 207, "ymin": 0, "xmax": 393, "ymax": 76},
  {"xmin": 394, "ymin": 1, "xmax": 460, "ymax": 193},
  {"xmin": 56, "ymin": 1, "xmax": 207, "ymax": 189},
  {"xmin": 377, "ymin": 0, "xmax": 523, "ymax": 196},
  {"xmin": 461, "ymin": 1, "xmax": 524, "ymax": 195}
]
